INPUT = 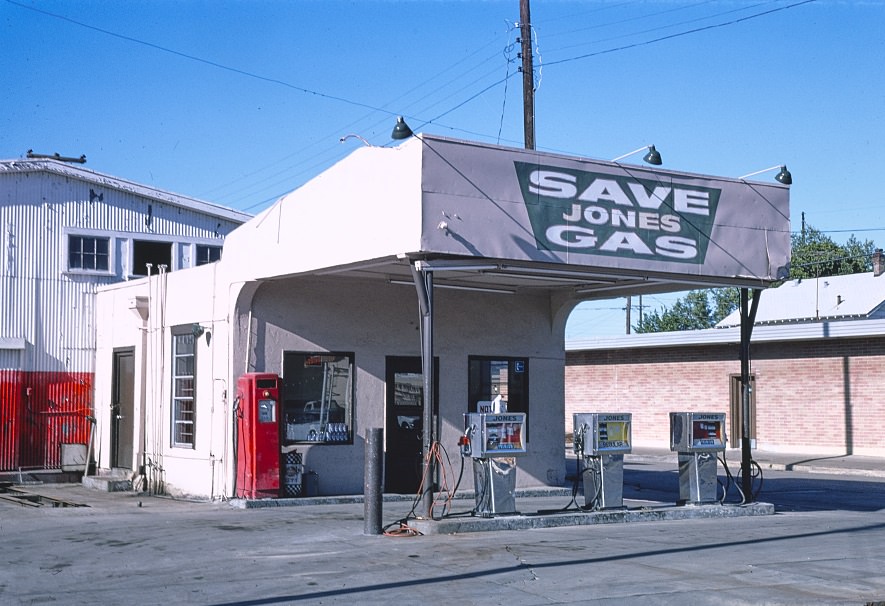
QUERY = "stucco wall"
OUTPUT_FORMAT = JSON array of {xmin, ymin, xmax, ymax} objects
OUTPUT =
[
  {"xmin": 249, "ymin": 276, "xmax": 568, "ymax": 495},
  {"xmin": 94, "ymin": 264, "xmax": 231, "ymax": 498},
  {"xmin": 565, "ymin": 337, "xmax": 885, "ymax": 456}
]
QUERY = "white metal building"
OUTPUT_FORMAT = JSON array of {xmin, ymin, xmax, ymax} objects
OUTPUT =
[
  {"xmin": 92, "ymin": 135, "xmax": 790, "ymax": 499},
  {"xmin": 0, "ymin": 157, "xmax": 250, "ymax": 471}
]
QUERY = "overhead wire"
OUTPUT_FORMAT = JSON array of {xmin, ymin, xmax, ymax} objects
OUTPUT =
[
  {"xmin": 5, "ymin": 0, "xmax": 515, "ymax": 208},
  {"xmin": 497, "ymin": 21, "xmax": 520, "ymax": 144},
  {"xmin": 3, "ymin": 0, "xmax": 400, "ymax": 118},
  {"xmin": 544, "ymin": 0, "xmax": 817, "ymax": 68},
  {"xmin": 7, "ymin": 0, "xmax": 818, "ymax": 214},
  {"xmin": 544, "ymin": 0, "xmax": 734, "ymax": 49}
]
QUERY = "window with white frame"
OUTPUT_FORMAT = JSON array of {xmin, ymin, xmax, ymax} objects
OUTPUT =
[
  {"xmin": 171, "ymin": 329, "xmax": 196, "ymax": 448},
  {"xmin": 68, "ymin": 235, "xmax": 110, "ymax": 272},
  {"xmin": 195, "ymin": 245, "xmax": 222, "ymax": 266}
]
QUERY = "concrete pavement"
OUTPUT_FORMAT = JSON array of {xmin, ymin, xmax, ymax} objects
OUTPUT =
[{"xmin": 2, "ymin": 449, "xmax": 885, "ymax": 605}]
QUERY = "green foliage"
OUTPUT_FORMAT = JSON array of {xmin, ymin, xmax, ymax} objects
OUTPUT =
[
  {"xmin": 790, "ymin": 226, "xmax": 876, "ymax": 279},
  {"xmin": 634, "ymin": 223, "xmax": 878, "ymax": 333},
  {"xmin": 635, "ymin": 288, "xmax": 737, "ymax": 333}
]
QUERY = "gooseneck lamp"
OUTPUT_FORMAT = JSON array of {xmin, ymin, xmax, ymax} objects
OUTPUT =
[
  {"xmin": 611, "ymin": 145, "xmax": 662, "ymax": 166},
  {"xmin": 391, "ymin": 116, "xmax": 414, "ymax": 140},
  {"xmin": 739, "ymin": 165, "xmax": 793, "ymax": 185}
]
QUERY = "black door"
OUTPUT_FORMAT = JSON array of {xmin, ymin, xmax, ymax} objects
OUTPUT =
[
  {"xmin": 385, "ymin": 356, "xmax": 437, "ymax": 494},
  {"xmin": 111, "ymin": 348, "xmax": 135, "ymax": 470}
]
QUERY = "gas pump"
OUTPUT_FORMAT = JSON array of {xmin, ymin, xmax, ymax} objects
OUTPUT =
[
  {"xmin": 460, "ymin": 402, "xmax": 527, "ymax": 517},
  {"xmin": 573, "ymin": 413, "xmax": 632, "ymax": 509},
  {"xmin": 669, "ymin": 412, "xmax": 727, "ymax": 505},
  {"xmin": 235, "ymin": 373, "xmax": 281, "ymax": 499}
]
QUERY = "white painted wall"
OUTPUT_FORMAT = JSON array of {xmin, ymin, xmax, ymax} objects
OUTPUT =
[
  {"xmin": 243, "ymin": 276, "xmax": 568, "ymax": 496},
  {"xmin": 95, "ymin": 263, "xmax": 235, "ymax": 498},
  {"xmin": 95, "ymin": 268, "xmax": 570, "ymax": 498}
]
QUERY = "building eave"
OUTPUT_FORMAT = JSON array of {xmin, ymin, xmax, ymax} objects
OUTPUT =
[
  {"xmin": 566, "ymin": 318, "xmax": 885, "ymax": 351},
  {"xmin": 0, "ymin": 158, "xmax": 251, "ymax": 223}
]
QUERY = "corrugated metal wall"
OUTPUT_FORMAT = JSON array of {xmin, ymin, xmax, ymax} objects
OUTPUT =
[{"xmin": 0, "ymin": 162, "xmax": 246, "ymax": 470}]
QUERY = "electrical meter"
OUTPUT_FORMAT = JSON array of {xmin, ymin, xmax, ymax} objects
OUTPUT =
[
  {"xmin": 573, "ymin": 413, "xmax": 632, "ymax": 456},
  {"xmin": 670, "ymin": 412, "xmax": 726, "ymax": 452}
]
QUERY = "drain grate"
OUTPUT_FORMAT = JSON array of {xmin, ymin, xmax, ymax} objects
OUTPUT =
[{"xmin": 0, "ymin": 485, "xmax": 89, "ymax": 508}]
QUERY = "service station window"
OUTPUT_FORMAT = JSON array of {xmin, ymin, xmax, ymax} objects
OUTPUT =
[
  {"xmin": 171, "ymin": 329, "xmax": 197, "ymax": 448},
  {"xmin": 281, "ymin": 352, "xmax": 354, "ymax": 444},
  {"xmin": 468, "ymin": 356, "xmax": 529, "ymax": 436}
]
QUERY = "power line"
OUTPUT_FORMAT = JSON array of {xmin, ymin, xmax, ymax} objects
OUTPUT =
[
  {"xmin": 820, "ymin": 228, "xmax": 885, "ymax": 234},
  {"xmin": 3, "ymin": 0, "xmax": 401, "ymax": 119},
  {"xmin": 6, "ymin": 0, "xmax": 521, "ymax": 208},
  {"xmin": 544, "ymin": 0, "xmax": 816, "ymax": 68},
  {"xmin": 7, "ymin": 0, "xmax": 824, "ymax": 216},
  {"xmin": 545, "ymin": 0, "xmax": 724, "ymax": 47}
]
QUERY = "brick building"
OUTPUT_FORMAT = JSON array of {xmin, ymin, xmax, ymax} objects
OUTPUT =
[{"xmin": 565, "ymin": 268, "xmax": 885, "ymax": 457}]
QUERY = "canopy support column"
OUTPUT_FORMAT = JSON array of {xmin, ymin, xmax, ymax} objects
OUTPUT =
[
  {"xmin": 410, "ymin": 263, "xmax": 435, "ymax": 519},
  {"xmin": 739, "ymin": 287, "xmax": 761, "ymax": 502}
]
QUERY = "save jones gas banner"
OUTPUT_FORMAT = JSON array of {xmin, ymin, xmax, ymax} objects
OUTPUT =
[
  {"xmin": 419, "ymin": 136, "xmax": 791, "ymax": 281},
  {"xmin": 514, "ymin": 163, "xmax": 720, "ymax": 264}
]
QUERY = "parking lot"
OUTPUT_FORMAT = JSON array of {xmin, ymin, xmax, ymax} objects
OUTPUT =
[{"xmin": 2, "ymin": 454, "xmax": 884, "ymax": 605}]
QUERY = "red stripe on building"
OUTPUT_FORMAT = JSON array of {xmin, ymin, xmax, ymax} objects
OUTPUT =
[{"xmin": 0, "ymin": 370, "xmax": 93, "ymax": 471}]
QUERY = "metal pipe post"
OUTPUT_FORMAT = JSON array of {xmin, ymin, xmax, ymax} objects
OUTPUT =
[
  {"xmin": 739, "ymin": 288, "xmax": 760, "ymax": 501},
  {"xmin": 420, "ymin": 271, "xmax": 434, "ymax": 519},
  {"xmin": 364, "ymin": 427, "xmax": 384, "ymax": 535}
]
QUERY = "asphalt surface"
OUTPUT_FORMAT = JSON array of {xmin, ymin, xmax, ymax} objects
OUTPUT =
[{"xmin": 2, "ymin": 449, "xmax": 884, "ymax": 605}]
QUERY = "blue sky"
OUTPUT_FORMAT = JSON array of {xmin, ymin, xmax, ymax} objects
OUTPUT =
[{"xmin": 2, "ymin": 0, "xmax": 883, "ymax": 337}]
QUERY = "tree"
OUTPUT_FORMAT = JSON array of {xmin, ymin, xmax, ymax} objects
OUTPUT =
[
  {"xmin": 635, "ymin": 289, "xmax": 728, "ymax": 333},
  {"xmin": 790, "ymin": 225, "xmax": 876, "ymax": 279},
  {"xmin": 634, "ymin": 223, "xmax": 879, "ymax": 333}
]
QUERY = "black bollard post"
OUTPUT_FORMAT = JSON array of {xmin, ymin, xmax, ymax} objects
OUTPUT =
[{"xmin": 364, "ymin": 427, "xmax": 383, "ymax": 535}]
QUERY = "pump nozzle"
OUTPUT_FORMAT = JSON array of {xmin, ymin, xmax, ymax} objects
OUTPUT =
[{"xmin": 460, "ymin": 425, "xmax": 476, "ymax": 457}]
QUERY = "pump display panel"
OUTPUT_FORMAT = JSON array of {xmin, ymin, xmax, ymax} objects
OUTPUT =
[
  {"xmin": 464, "ymin": 413, "xmax": 527, "ymax": 457},
  {"xmin": 669, "ymin": 412, "xmax": 727, "ymax": 452},
  {"xmin": 573, "ymin": 413, "xmax": 632, "ymax": 456}
]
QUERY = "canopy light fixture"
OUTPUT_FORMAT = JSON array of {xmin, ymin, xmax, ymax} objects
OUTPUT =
[
  {"xmin": 611, "ymin": 145, "xmax": 662, "ymax": 166},
  {"xmin": 413, "ymin": 261, "xmax": 498, "ymax": 272},
  {"xmin": 388, "ymin": 279, "xmax": 514, "ymax": 295},
  {"xmin": 739, "ymin": 165, "xmax": 792, "ymax": 185},
  {"xmin": 391, "ymin": 116, "xmax": 413, "ymax": 140},
  {"xmin": 575, "ymin": 279, "xmax": 650, "ymax": 296}
]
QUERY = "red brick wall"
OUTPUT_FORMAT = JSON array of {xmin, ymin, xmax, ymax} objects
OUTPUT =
[{"xmin": 565, "ymin": 338, "xmax": 885, "ymax": 456}]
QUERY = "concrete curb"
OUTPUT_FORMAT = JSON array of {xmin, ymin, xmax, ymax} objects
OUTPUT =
[{"xmin": 411, "ymin": 502, "xmax": 776, "ymax": 535}]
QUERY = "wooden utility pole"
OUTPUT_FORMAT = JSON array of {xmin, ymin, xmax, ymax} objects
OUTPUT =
[
  {"xmin": 519, "ymin": 0, "xmax": 535, "ymax": 150},
  {"xmin": 626, "ymin": 296, "xmax": 632, "ymax": 334}
]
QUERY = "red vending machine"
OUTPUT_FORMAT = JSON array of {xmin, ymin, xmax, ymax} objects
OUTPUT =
[{"xmin": 235, "ymin": 373, "xmax": 281, "ymax": 499}]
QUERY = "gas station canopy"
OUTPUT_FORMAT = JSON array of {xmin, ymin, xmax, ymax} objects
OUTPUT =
[{"xmin": 223, "ymin": 135, "xmax": 790, "ymax": 298}]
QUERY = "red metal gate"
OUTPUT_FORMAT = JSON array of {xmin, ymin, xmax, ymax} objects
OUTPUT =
[{"xmin": 0, "ymin": 370, "xmax": 93, "ymax": 471}]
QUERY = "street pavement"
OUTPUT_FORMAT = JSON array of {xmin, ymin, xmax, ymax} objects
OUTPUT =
[{"xmin": 1, "ymin": 449, "xmax": 884, "ymax": 605}]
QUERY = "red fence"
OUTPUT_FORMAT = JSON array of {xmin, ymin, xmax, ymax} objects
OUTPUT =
[{"xmin": 0, "ymin": 370, "xmax": 93, "ymax": 471}]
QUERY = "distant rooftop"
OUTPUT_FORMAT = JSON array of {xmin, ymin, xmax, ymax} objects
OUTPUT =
[
  {"xmin": 717, "ymin": 271, "xmax": 885, "ymax": 327},
  {"xmin": 567, "ymin": 270, "xmax": 885, "ymax": 352}
]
